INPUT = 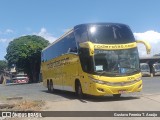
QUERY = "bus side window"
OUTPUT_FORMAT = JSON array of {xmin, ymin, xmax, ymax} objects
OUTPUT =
[
  {"xmin": 74, "ymin": 27, "xmax": 88, "ymax": 45},
  {"xmin": 68, "ymin": 47, "xmax": 77, "ymax": 53},
  {"xmin": 67, "ymin": 32, "xmax": 78, "ymax": 53}
]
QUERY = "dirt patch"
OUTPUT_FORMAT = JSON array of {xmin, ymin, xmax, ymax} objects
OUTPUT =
[
  {"xmin": 0, "ymin": 100, "xmax": 45, "ymax": 111},
  {"xmin": 13, "ymin": 100, "xmax": 45, "ymax": 111}
]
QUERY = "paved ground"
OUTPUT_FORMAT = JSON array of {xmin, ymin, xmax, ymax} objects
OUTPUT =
[
  {"xmin": 0, "ymin": 77, "xmax": 160, "ymax": 120},
  {"xmin": 0, "ymin": 77, "xmax": 159, "ymax": 101}
]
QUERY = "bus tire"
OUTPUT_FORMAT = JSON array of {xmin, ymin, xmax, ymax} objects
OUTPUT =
[
  {"xmin": 113, "ymin": 94, "xmax": 121, "ymax": 98},
  {"xmin": 75, "ymin": 81, "xmax": 83, "ymax": 99},
  {"xmin": 50, "ymin": 80, "xmax": 54, "ymax": 92},
  {"xmin": 47, "ymin": 80, "xmax": 51, "ymax": 92}
]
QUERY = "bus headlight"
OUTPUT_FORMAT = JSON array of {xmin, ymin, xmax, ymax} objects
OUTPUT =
[
  {"xmin": 136, "ymin": 77, "xmax": 141, "ymax": 81},
  {"xmin": 89, "ymin": 76, "xmax": 106, "ymax": 84},
  {"xmin": 89, "ymin": 76, "xmax": 114, "ymax": 86}
]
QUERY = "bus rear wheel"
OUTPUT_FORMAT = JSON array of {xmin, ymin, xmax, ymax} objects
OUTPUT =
[
  {"xmin": 50, "ymin": 80, "xmax": 54, "ymax": 92},
  {"xmin": 75, "ymin": 81, "xmax": 83, "ymax": 99},
  {"xmin": 47, "ymin": 80, "xmax": 51, "ymax": 92},
  {"xmin": 113, "ymin": 94, "xmax": 121, "ymax": 98}
]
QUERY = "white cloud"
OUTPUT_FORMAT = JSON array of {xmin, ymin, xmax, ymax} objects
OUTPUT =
[
  {"xmin": 35, "ymin": 28, "xmax": 57, "ymax": 43},
  {"xmin": 0, "ymin": 29, "xmax": 14, "ymax": 34},
  {"xmin": 0, "ymin": 38, "xmax": 13, "ymax": 43},
  {"xmin": 0, "ymin": 38, "xmax": 8, "ymax": 43},
  {"xmin": 134, "ymin": 30, "xmax": 160, "ymax": 57}
]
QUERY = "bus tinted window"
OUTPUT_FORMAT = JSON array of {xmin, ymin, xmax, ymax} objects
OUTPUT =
[
  {"xmin": 88, "ymin": 24, "xmax": 135, "ymax": 44},
  {"xmin": 65, "ymin": 32, "xmax": 77, "ymax": 53},
  {"xmin": 74, "ymin": 26, "xmax": 88, "ymax": 43},
  {"xmin": 42, "ymin": 32, "xmax": 77, "ymax": 62}
]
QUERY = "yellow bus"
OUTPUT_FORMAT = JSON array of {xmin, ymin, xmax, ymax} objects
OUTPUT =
[{"xmin": 41, "ymin": 23, "xmax": 151, "ymax": 98}]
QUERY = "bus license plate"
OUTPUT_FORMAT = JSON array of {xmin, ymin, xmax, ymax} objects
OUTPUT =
[{"xmin": 118, "ymin": 90, "xmax": 126, "ymax": 94}]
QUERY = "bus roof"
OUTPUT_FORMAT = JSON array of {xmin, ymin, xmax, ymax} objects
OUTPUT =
[
  {"xmin": 42, "ymin": 22, "xmax": 130, "ymax": 52},
  {"xmin": 74, "ymin": 23, "xmax": 129, "ymax": 29}
]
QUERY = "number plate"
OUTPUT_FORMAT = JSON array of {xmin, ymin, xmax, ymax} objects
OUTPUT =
[{"xmin": 118, "ymin": 90, "xmax": 126, "ymax": 94}]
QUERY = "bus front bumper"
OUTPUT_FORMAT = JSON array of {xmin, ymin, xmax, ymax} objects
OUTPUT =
[
  {"xmin": 154, "ymin": 72, "xmax": 160, "ymax": 76},
  {"xmin": 141, "ymin": 72, "xmax": 151, "ymax": 77},
  {"xmin": 88, "ymin": 80, "xmax": 142, "ymax": 96}
]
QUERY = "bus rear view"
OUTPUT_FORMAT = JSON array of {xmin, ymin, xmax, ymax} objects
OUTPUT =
[{"xmin": 153, "ymin": 63, "xmax": 160, "ymax": 76}]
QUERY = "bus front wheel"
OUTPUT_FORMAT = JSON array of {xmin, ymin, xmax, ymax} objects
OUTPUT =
[{"xmin": 75, "ymin": 81, "xmax": 83, "ymax": 99}]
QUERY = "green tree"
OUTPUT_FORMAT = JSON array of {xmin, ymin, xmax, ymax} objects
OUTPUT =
[
  {"xmin": 5, "ymin": 35, "xmax": 49, "ymax": 82},
  {"xmin": 0, "ymin": 60, "xmax": 7, "ymax": 74}
]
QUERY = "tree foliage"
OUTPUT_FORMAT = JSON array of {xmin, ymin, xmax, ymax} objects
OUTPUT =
[
  {"xmin": 5, "ymin": 35, "xmax": 49, "ymax": 82},
  {"xmin": 0, "ymin": 60, "xmax": 7, "ymax": 74}
]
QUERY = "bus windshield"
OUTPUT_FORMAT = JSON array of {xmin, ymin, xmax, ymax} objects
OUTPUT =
[
  {"xmin": 88, "ymin": 24, "xmax": 135, "ymax": 44},
  {"xmin": 155, "ymin": 64, "xmax": 160, "ymax": 70},
  {"xmin": 140, "ymin": 64, "xmax": 150, "ymax": 71},
  {"xmin": 94, "ymin": 48, "xmax": 140, "ymax": 76}
]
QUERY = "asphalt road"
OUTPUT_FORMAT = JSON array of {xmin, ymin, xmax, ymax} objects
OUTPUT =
[
  {"xmin": 0, "ymin": 77, "xmax": 160, "ymax": 101},
  {"xmin": 0, "ymin": 77, "xmax": 160, "ymax": 120}
]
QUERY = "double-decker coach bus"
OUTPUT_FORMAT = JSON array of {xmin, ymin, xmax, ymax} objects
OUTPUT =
[{"xmin": 41, "ymin": 23, "xmax": 151, "ymax": 98}]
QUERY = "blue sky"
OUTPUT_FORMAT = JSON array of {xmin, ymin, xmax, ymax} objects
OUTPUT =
[{"xmin": 0, "ymin": 0, "xmax": 160, "ymax": 60}]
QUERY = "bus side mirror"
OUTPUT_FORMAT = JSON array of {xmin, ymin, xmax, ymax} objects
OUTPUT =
[
  {"xmin": 79, "ymin": 42, "xmax": 94, "ymax": 56},
  {"xmin": 136, "ymin": 40, "xmax": 151, "ymax": 54}
]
